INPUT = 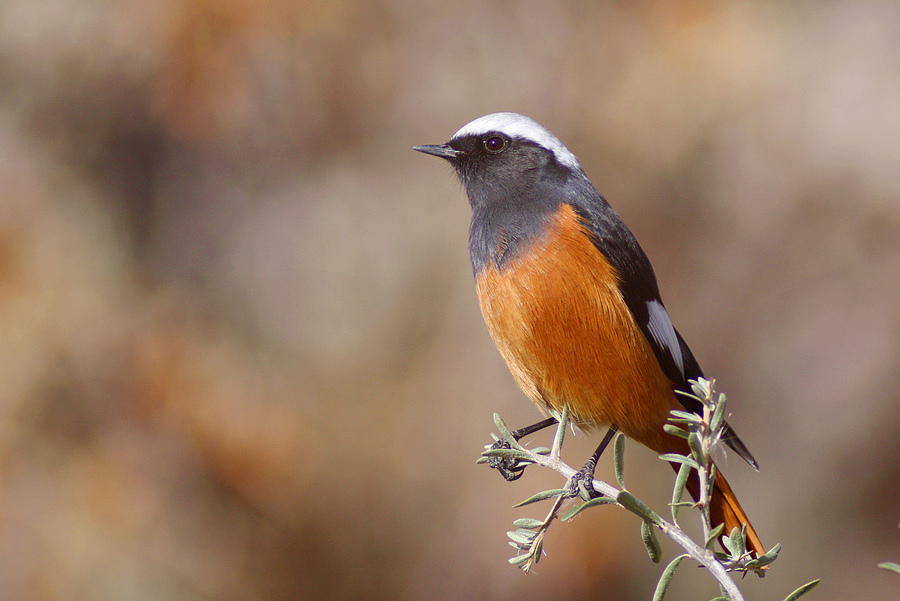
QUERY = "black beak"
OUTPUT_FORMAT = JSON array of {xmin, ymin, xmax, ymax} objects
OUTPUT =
[{"xmin": 413, "ymin": 144, "xmax": 462, "ymax": 160}]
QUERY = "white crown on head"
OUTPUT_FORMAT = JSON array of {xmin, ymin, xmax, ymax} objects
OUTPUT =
[{"xmin": 451, "ymin": 113, "xmax": 583, "ymax": 173}]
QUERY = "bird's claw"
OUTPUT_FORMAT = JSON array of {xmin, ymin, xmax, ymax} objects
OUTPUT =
[
  {"xmin": 569, "ymin": 463, "xmax": 604, "ymax": 501},
  {"xmin": 487, "ymin": 438, "xmax": 528, "ymax": 481}
]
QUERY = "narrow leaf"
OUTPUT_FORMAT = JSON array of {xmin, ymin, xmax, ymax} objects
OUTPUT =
[
  {"xmin": 745, "ymin": 543, "xmax": 781, "ymax": 569},
  {"xmin": 659, "ymin": 453, "xmax": 700, "ymax": 470},
  {"xmin": 704, "ymin": 523, "xmax": 725, "ymax": 550},
  {"xmin": 675, "ymin": 388, "xmax": 701, "ymax": 403},
  {"xmin": 671, "ymin": 462, "xmax": 692, "ymax": 524},
  {"xmin": 550, "ymin": 405, "xmax": 569, "ymax": 455},
  {"xmin": 561, "ymin": 496, "xmax": 615, "ymax": 521},
  {"xmin": 687, "ymin": 432, "xmax": 706, "ymax": 466},
  {"xmin": 663, "ymin": 424, "xmax": 689, "ymax": 439},
  {"xmin": 652, "ymin": 554, "xmax": 688, "ymax": 601},
  {"xmin": 669, "ymin": 409, "xmax": 700, "ymax": 421},
  {"xmin": 507, "ymin": 530, "xmax": 535, "ymax": 545},
  {"xmin": 710, "ymin": 393, "xmax": 727, "ymax": 434},
  {"xmin": 532, "ymin": 530, "xmax": 546, "ymax": 559},
  {"xmin": 513, "ymin": 488, "xmax": 570, "ymax": 508},
  {"xmin": 641, "ymin": 520, "xmax": 662, "ymax": 563},
  {"xmin": 509, "ymin": 554, "xmax": 530, "ymax": 566},
  {"xmin": 782, "ymin": 579, "xmax": 820, "ymax": 601},
  {"xmin": 613, "ymin": 432, "xmax": 626, "ymax": 488},
  {"xmin": 689, "ymin": 378, "xmax": 712, "ymax": 400},
  {"xmin": 732, "ymin": 525, "xmax": 747, "ymax": 557},
  {"xmin": 670, "ymin": 410, "xmax": 702, "ymax": 422},
  {"xmin": 513, "ymin": 518, "xmax": 543, "ymax": 529},
  {"xmin": 493, "ymin": 413, "xmax": 515, "ymax": 445},
  {"xmin": 617, "ymin": 491, "xmax": 660, "ymax": 523},
  {"xmin": 722, "ymin": 526, "xmax": 744, "ymax": 556},
  {"xmin": 878, "ymin": 562, "xmax": 900, "ymax": 575},
  {"xmin": 481, "ymin": 449, "xmax": 534, "ymax": 463}
]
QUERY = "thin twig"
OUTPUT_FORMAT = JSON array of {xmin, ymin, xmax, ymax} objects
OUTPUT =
[{"xmin": 527, "ymin": 447, "xmax": 745, "ymax": 601}]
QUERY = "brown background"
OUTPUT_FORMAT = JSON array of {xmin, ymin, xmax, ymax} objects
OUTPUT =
[{"xmin": 1, "ymin": 1, "xmax": 898, "ymax": 599}]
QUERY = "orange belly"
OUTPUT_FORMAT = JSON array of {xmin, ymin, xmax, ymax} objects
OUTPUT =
[{"xmin": 475, "ymin": 204, "xmax": 679, "ymax": 453}]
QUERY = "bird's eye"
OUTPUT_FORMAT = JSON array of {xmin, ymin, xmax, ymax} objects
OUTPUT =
[{"xmin": 483, "ymin": 136, "xmax": 507, "ymax": 153}]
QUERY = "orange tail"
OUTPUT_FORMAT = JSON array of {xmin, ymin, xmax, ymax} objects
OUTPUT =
[{"xmin": 678, "ymin": 463, "xmax": 765, "ymax": 557}]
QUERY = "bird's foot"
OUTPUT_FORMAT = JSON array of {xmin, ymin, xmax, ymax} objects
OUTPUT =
[
  {"xmin": 569, "ymin": 459, "xmax": 604, "ymax": 500},
  {"xmin": 487, "ymin": 438, "xmax": 528, "ymax": 481}
]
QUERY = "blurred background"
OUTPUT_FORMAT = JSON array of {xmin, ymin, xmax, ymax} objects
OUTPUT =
[{"xmin": 1, "ymin": 0, "xmax": 898, "ymax": 599}]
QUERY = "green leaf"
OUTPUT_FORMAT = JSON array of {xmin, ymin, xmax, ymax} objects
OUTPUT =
[
  {"xmin": 513, "ymin": 518, "xmax": 544, "ymax": 529},
  {"xmin": 669, "ymin": 410, "xmax": 702, "ymax": 423},
  {"xmin": 617, "ymin": 491, "xmax": 660, "ymax": 523},
  {"xmin": 475, "ymin": 456, "xmax": 491, "ymax": 464},
  {"xmin": 710, "ymin": 392, "xmax": 727, "ymax": 434},
  {"xmin": 689, "ymin": 378, "xmax": 713, "ymax": 400},
  {"xmin": 782, "ymin": 579, "xmax": 820, "ymax": 601},
  {"xmin": 550, "ymin": 405, "xmax": 569, "ymax": 455},
  {"xmin": 480, "ymin": 448, "xmax": 534, "ymax": 462},
  {"xmin": 745, "ymin": 543, "xmax": 781, "ymax": 569},
  {"xmin": 722, "ymin": 526, "xmax": 744, "ymax": 557},
  {"xmin": 687, "ymin": 432, "xmax": 706, "ymax": 466},
  {"xmin": 652, "ymin": 554, "xmax": 687, "ymax": 601},
  {"xmin": 614, "ymin": 432, "xmax": 626, "ymax": 488},
  {"xmin": 733, "ymin": 525, "xmax": 747, "ymax": 556},
  {"xmin": 513, "ymin": 488, "xmax": 570, "ymax": 508},
  {"xmin": 507, "ymin": 530, "xmax": 536, "ymax": 545},
  {"xmin": 704, "ymin": 523, "xmax": 724, "ymax": 550},
  {"xmin": 663, "ymin": 424, "xmax": 689, "ymax": 439},
  {"xmin": 532, "ymin": 530, "xmax": 546, "ymax": 558},
  {"xmin": 671, "ymin": 462, "xmax": 692, "ymax": 524},
  {"xmin": 531, "ymin": 446, "xmax": 551, "ymax": 455},
  {"xmin": 659, "ymin": 453, "xmax": 700, "ymax": 470},
  {"xmin": 561, "ymin": 496, "xmax": 615, "ymax": 521},
  {"xmin": 675, "ymin": 388, "xmax": 701, "ymax": 404},
  {"xmin": 493, "ymin": 413, "xmax": 516, "ymax": 445},
  {"xmin": 641, "ymin": 520, "xmax": 662, "ymax": 563},
  {"xmin": 878, "ymin": 562, "xmax": 900, "ymax": 575}
]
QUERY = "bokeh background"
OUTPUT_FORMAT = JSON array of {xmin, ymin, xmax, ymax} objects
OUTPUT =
[{"xmin": 1, "ymin": 0, "xmax": 899, "ymax": 599}]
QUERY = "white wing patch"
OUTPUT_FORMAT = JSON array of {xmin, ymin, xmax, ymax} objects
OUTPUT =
[
  {"xmin": 646, "ymin": 299, "xmax": 684, "ymax": 377},
  {"xmin": 451, "ymin": 112, "xmax": 583, "ymax": 173}
]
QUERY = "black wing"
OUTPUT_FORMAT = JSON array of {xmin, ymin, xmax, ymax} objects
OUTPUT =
[{"xmin": 569, "ymin": 196, "xmax": 758, "ymax": 470}]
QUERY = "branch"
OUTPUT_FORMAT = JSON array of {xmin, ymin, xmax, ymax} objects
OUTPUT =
[
  {"xmin": 523, "ymin": 424, "xmax": 748, "ymax": 601},
  {"xmin": 480, "ymin": 379, "xmax": 818, "ymax": 601}
]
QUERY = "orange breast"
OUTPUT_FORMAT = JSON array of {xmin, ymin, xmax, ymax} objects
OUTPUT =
[{"xmin": 475, "ymin": 204, "xmax": 679, "ymax": 452}]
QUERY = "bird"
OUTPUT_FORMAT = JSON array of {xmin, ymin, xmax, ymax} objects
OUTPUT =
[{"xmin": 414, "ymin": 112, "xmax": 764, "ymax": 557}]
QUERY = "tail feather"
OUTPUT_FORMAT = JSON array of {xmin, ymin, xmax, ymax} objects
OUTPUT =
[{"xmin": 677, "ymin": 463, "xmax": 765, "ymax": 558}]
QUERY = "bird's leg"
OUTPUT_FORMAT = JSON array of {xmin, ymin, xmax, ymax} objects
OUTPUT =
[
  {"xmin": 570, "ymin": 426, "xmax": 619, "ymax": 499},
  {"xmin": 489, "ymin": 417, "xmax": 558, "ymax": 481}
]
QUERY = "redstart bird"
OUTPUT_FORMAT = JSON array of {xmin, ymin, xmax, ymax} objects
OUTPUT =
[{"xmin": 414, "ymin": 112, "xmax": 764, "ymax": 557}]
